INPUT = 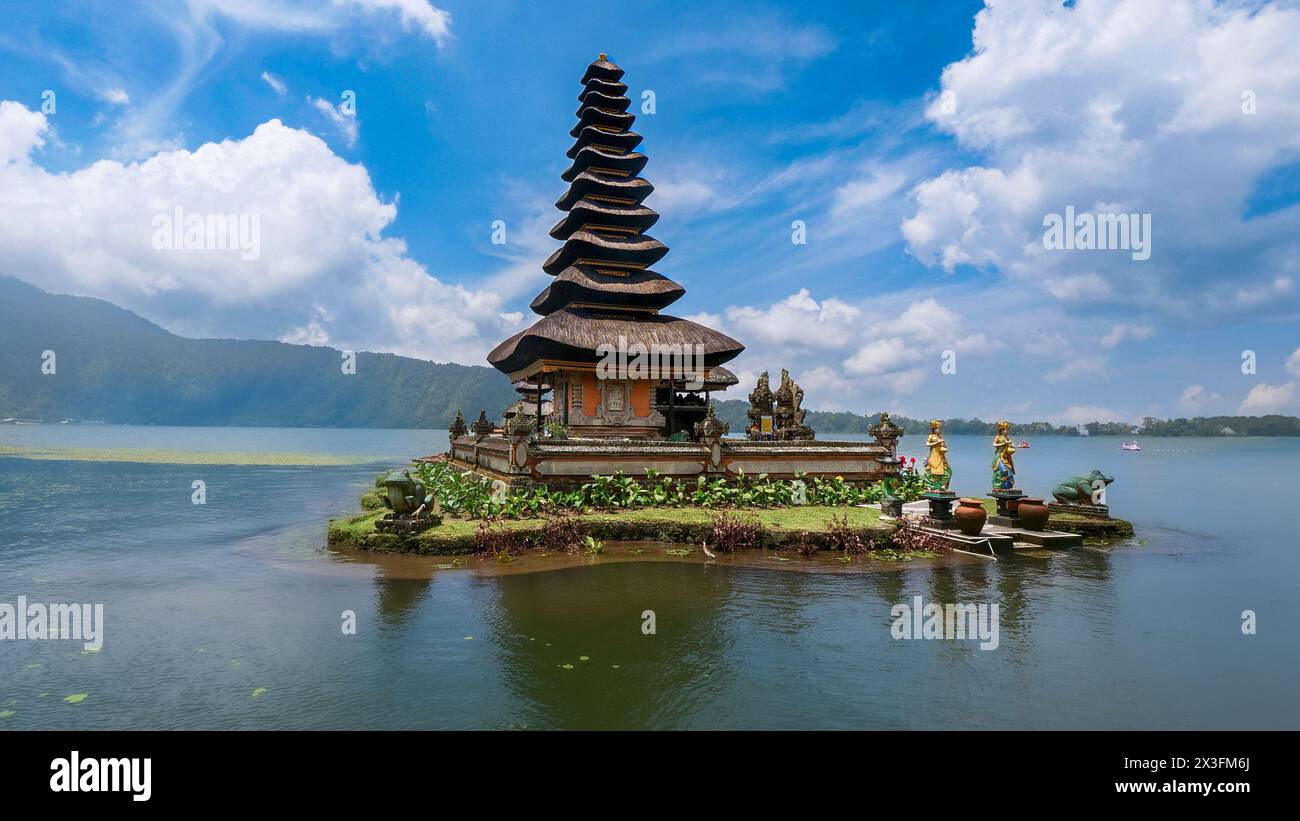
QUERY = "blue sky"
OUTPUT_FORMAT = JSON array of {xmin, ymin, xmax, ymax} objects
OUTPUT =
[{"xmin": 1, "ymin": 0, "xmax": 1299, "ymax": 424}]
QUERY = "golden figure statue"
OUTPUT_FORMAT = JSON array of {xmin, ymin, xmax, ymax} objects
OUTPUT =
[
  {"xmin": 924, "ymin": 419, "xmax": 952, "ymax": 492},
  {"xmin": 991, "ymin": 420, "xmax": 1016, "ymax": 490}
]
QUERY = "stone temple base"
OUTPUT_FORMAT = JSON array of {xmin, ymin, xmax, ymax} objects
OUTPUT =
[
  {"xmin": 1047, "ymin": 502, "xmax": 1111, "ymax": 519},
  {"xmin": 436, "ymin": 434, "xmax": 893, "ymax": 490}
]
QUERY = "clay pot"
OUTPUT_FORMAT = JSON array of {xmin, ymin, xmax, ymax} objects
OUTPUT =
[
  {"xmin": 1017, "ymin": 497, "xmax": 1050, "ymax": 531},
  {"xmin": 954, "ymin": 498, "xmax": 988, "ymax": 536},
  {"xmin": 1007, "ymin": 496, "xmax": 1023, "ymax": 515}
]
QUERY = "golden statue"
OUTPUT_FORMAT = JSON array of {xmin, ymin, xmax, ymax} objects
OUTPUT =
[
  {"xmin": 991, "ymin": 420, "xmax": 1016, "ymax": 490},
  {"xmin": 924, "ymin": 419, "xmax": 952, "ymax": 492}
]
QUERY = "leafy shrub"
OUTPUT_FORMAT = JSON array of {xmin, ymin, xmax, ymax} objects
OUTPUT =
[
  {"xmin": 474, "ymin": 518, "xmax": 521, "ymax": 560},
  {"xmin": 535, "ymin": 511, "xmax": 584, "ymax": 554},
  {"xmin": 824, "ymin": 512, "xmax": 869, "ymax": 555},
  {"xmin": 583, "ymin": 535, "xmax": 605, "ymax": 555},
  {"xmin": 708, "ymin": 511, "xmax": 763, "ymax": 553},
  {"xmin": 891, "ymin": 519, "xmax": 949, "ymax": 552}
]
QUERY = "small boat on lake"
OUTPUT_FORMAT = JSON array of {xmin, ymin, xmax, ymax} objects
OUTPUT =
[
  {"xmin": 1121, "ymin": 441, "xmax": 1141, "ymax": 451},
  {"xmin": 1018, "ymin": 440, "xmax": 1030, "ymax": 449}
]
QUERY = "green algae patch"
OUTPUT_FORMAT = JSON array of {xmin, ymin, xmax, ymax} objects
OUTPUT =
[{"xmin": 0, "ymin": 444, "xmax": 367, "ymax": 466}]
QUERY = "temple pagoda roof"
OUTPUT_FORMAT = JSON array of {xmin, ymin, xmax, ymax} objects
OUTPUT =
[
  {"xmin": 561, "ymin": 146, "xmax": 648, "ymax": 182},
  {"xmin": 578, "ymin": 79, "xmax": 628, "ymax": 102},
  {"xmin": 485, "ymin": 54, "xmax": 744, "ymax": 381},
  {"xmin": 565, "ymin": 126, "xmax": 642, "ymax": 158},
  {"xmin": 703, "ymin": 366, "xmax": 740, "ymax": 390},
  {"xmin": 549, "ymin": 200, "xmax": 659, "ymax": 238},
  {"xmin": 574, "ymin": 91, "xmax": 630, "ymax": 115},
  {"xmin": 542, "ymin": 231, "xmax": 667, "ymax": 275},
  {"xmin": 580, "ymin": 55, "xmax": 624, "ymax": 84},
  {"xmin": 487, "ymin": 308, "xmax": 744, "ymax": 379},
  {"xmin": 554, "ymin": 172, "xmax": 653, "ymax": 210},
  {"xmin": 530, "ymin": 266, "xmax": 684, "ymax": 315},
  {"xmin": 512, "ymin": 379, "xmax": 552, "ymax": 394}
]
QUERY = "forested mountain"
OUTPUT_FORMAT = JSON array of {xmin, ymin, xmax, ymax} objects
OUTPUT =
[{"xmin": 0, "ymin": 276, "xmax": 516, "ymax": 427}]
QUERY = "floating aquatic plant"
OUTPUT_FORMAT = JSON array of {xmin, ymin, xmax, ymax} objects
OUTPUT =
[
  {"xmin": 251, "ymin": 687, "xmax": 267, "ymax": 698},
  {"xmin": 579, "ymin": 655, "xmax": 590, "ymax": 662},
  {"xmin": 665, "ymin": 547, "xmax": 691, "ymax": 556},
  {"xmin": 0, "ymin": 710, "xmax": 14, "ymax": 718},
  {"xmin": 63, "ymin": 693, "xmax": 87, "ymax": 704}
]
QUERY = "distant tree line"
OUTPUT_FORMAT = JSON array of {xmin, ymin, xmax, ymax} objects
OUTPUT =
[{"xmin": 709, "ymin": 400, "xmax": 1300, "ymax": 437}]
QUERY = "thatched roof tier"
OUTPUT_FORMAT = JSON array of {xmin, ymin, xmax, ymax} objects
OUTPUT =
[
  {"xmin": 703, "ymin": 366, "xmax": 740, "ymax": 390},
  {"xmin": 542, "ymin": 231, "xmax": 667, "ymax": 275},
  {"xmin": 487, "ymin": 308, "xmax": 744, "ymax": 377},
  {"xmin": 512, "ymin": 380, "xmax": 552, "ymax": 394},
  {"xmin": 554, "ymin": 172, "xmax": 653, "ymax": 210},
  {"xmin": 530, "ymin": 267, "xmax": 684, "ymax": 315},
  {"xmin": 565, "ymin": 126, "xmax": 643, "ymax": 159},
  {"xmin": 570, "ymin": 106, "xmax": 635, "ymax": 136},
  {"xmin": 549, "ymin": 201, "xmax": 659, "ymax": 238},
  {"xmin": 502, "ymin": 399, "xmax": 553, "ymax": 419},
  {"xmin": 579, "ymin": 79, "xmax": 628, "ymax": 103},
  {"xmin": 574, "ymin": 91, "xmax": 630, "ymax": 115},
  {"xmin": 561, "ymin": 146, "xmax": 647, "ymax": 182},
  {"xmin": 581, "ymin": 55, "xmax": 624, "ymax": 84}
]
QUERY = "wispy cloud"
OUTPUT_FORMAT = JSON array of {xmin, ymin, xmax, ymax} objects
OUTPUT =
[{"xmin": 260, "ymin": 71, "xmax": 288, "ymax": 96}]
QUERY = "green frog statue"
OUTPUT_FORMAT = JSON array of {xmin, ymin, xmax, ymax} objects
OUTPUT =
[{"xmin": 375, "ymin": 469, "xmax": 442, "ymax": 533}]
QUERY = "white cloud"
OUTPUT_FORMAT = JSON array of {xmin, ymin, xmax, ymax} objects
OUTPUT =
[
  {"xmin": 0, "ymin": 101, "xmax": 49, "ymax": 164},
  {"xmin": 1178, "ymin": 384, "xmax": 1221, "ymax": 413},
  {"xmin": 904, "ymin": 0, "xmax": 1300, "ymax": 321},
  {"xmin": 343, "ymin": 0, "xmax": 453, "ymax": 44},
  {"xmin": 1046, "ymin": 357, "xmax": 1109, "ymax": 383},
  {"xmin": 1238, "ymin": 382, "xmax": 1297, "ymax": 414},
  {"xmin": 0, "ymin": 103, "xmax": 521, "ymax": 363},
  {"xmin": 261, "ymin": 71, "xmax": 288, "ymax": 96},
  {"xmin": 309, "ymin": 96, "xmax": 358, "ymax": 148},
  {"xmin": 104, "ymin": 87, "xmax": 130, "ymax": 105},
  {"xmin": 844, "ymin": 337, "xmax": 920, "ymax": 376},
  {"xmin": 1287, "ymin": 347, "xmax": 1300, "ymax": 378},
  {"xmin": 1101, "ymin": 322, "xmax": 1154, "ymax": 349}
]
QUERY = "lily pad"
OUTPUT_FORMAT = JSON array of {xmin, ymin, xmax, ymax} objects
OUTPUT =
[
  {"xmin": 251, "ymin": 687, "xmax": 267, "ymax": 698},
  {"xmin": 63, "ymin": 693, "xmax": 88, "ymax": 704}
]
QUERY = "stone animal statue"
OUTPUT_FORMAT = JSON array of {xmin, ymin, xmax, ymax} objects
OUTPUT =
[
  {"xmin": 1052, "ymin": 469, "xmax": 1114, "ymax": 505},
  {"xmin": 381, "ymin": 470, "xmax": 430, "ymax": 516}
]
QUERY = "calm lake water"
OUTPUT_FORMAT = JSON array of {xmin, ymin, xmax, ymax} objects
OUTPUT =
[{"xmin": 1, "ymin": 425, "xmax": 1297, "ymax": 729}]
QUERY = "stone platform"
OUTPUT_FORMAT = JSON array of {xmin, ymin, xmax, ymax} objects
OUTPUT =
[
  {"xmin": 437, "ymin": 434, "xmax": 893, "ymax": 490},
  {"xmin": 984, "ymin": 524, "xmax": 1083, "ymax": 549}
]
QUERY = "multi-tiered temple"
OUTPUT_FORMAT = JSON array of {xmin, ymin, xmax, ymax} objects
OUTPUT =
[
  {"xmin": 444, "ymin": 55, "xmax": 897, "ymax": 489},
  {"xmin": 487, "ymin": 54, "xmax": 744, "ymax": 438}
]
